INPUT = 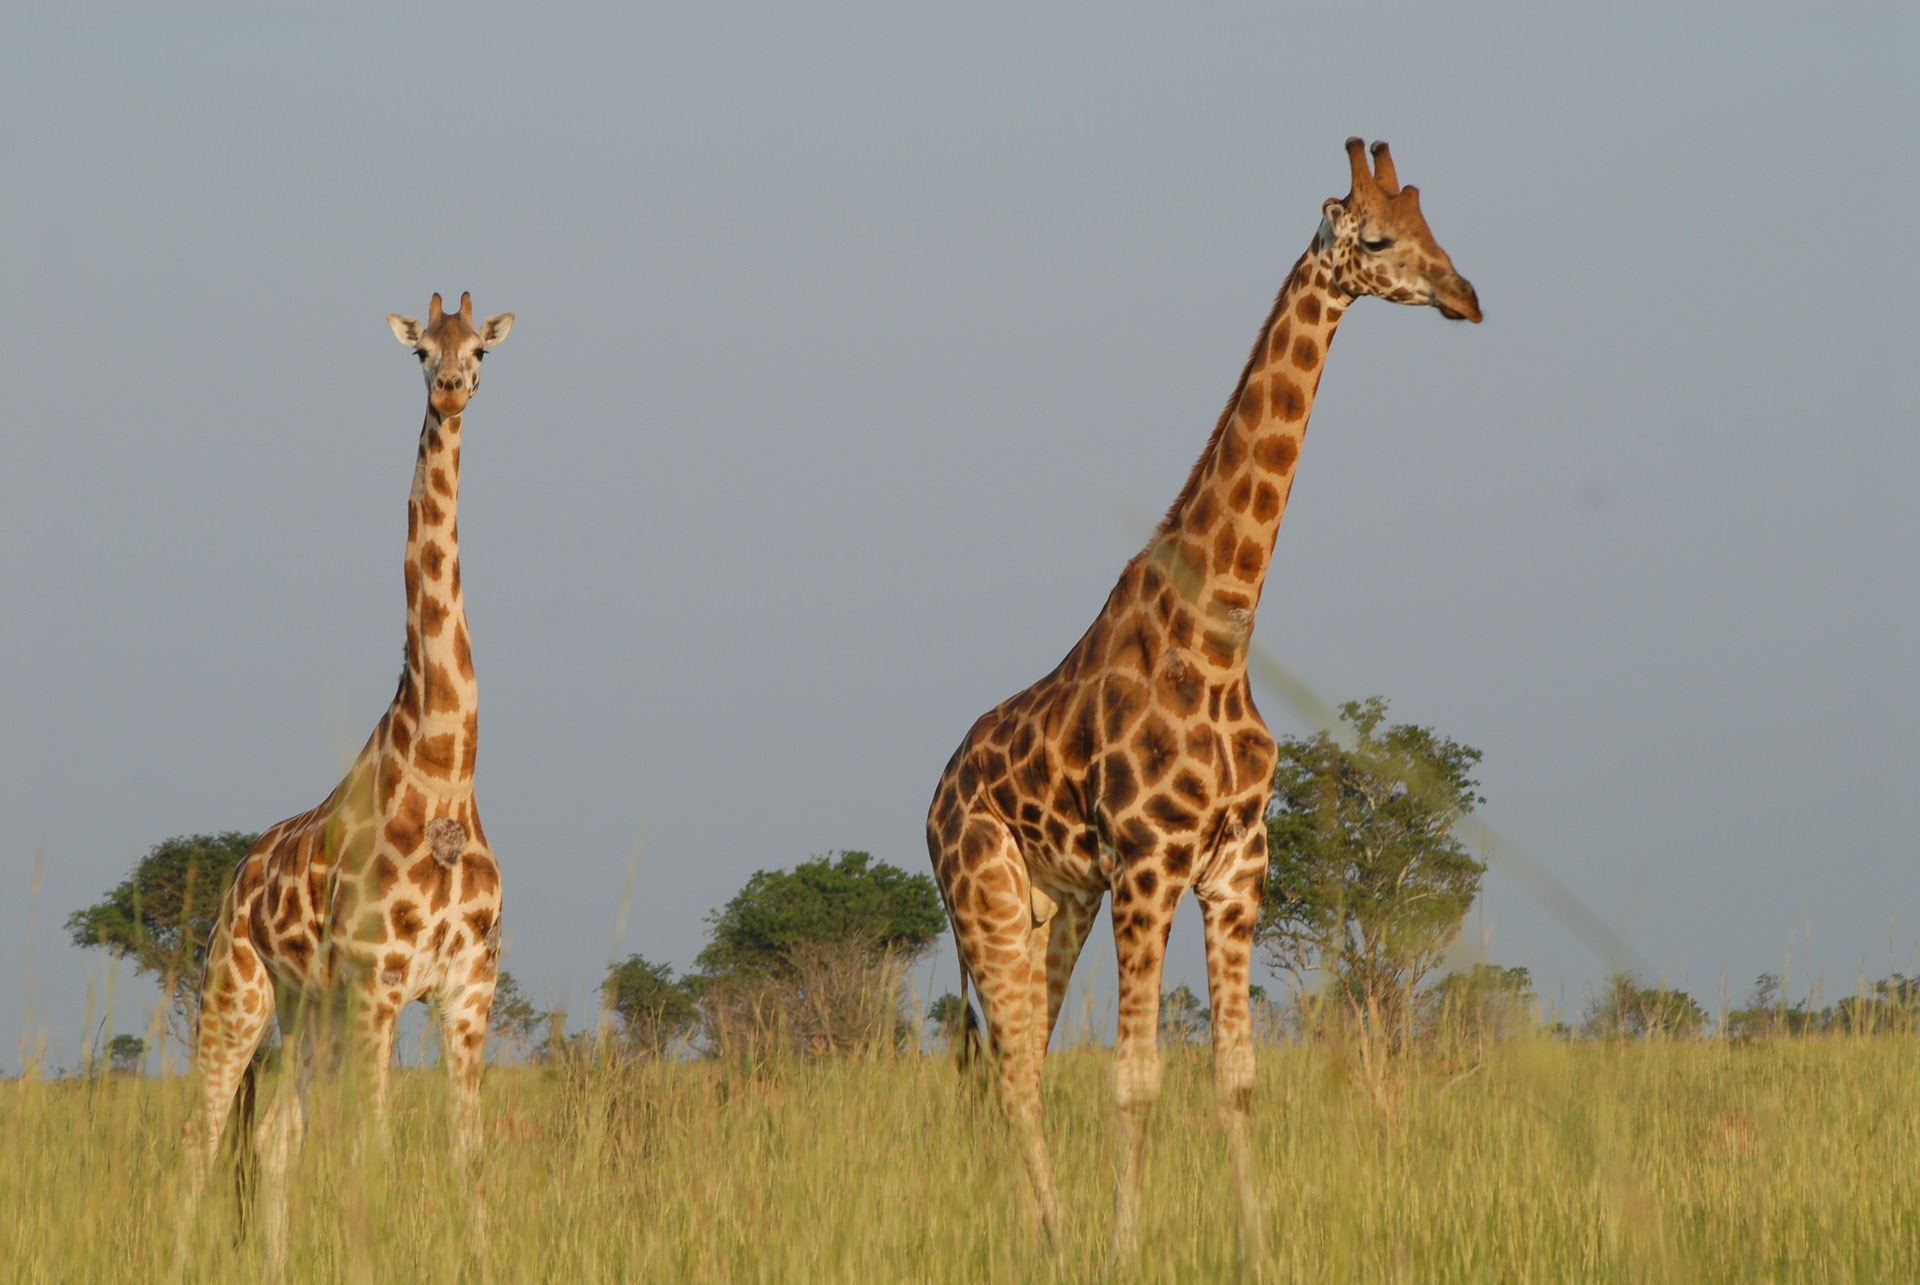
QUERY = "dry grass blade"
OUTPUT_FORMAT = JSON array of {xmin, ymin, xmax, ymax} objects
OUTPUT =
[{"xmin": 6, "ymin": 1037, "xmax": 1919, "ymax": 1281}]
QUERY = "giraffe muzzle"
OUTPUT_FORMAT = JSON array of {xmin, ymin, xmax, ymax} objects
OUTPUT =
[
  {"xmin": 431, "ymin": 385, "xmax": 472, "ymax": 417},
  {"xmin": 1431, "ymin": 275, "xmax": 1482, "ymax": 323}
]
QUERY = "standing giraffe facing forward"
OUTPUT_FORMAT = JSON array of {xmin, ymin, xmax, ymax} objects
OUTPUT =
[
  {"xmin": 927, "ymin": 140, "xmax": 1480, "ymax": 1265},
  {"xmin": 176, "ymin": 292, "xmax": 514, "ymax": 1274}
]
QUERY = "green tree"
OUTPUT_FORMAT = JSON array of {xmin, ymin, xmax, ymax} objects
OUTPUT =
[
  {"xmin": 602, "ymin": 954, "xmax": 697, "ymax": 1057},
  {"xmin": 927, "ymin": 992, "xmax": 973, "ymax": 1052},
  {"xmin": 695, "ymin": 851, "xmax": 945, "ymax": 1056},
  {"xmin": 1725, "ymin": 972, "xmax": 1819, "ymax": 1040},
  {"xmin": 1159, "ymin": 984, "xmax": 1210, "ymax": 1045},
  {"xmin": 1248, "ymin": 984, "xmax": 1288, "ymax": 1046},
  {"xmin": 106, "ymin": 1034, "xmax": 147, "ymax": 1076},
  {"xmin": 1423, "ymin": 964, "xmax": 1535, "ymax": 1043},
  {"xmin": 67, "ymin": 831, "xmax": 258, "ymax": 1049},
  {"xmin": 1830, "ymin": 974, "xmax": 1920, "ymax": 1035},
  {"xmin": 1579, "ymin": 972, "xmax": 1706, "ymax": 1039},
  {"xmin": 489, "ymin": 971, "xmax": 559, "ymax": 1063},
  {"xmin": 697, "ymin": 851, "xmax": 946, "ymax": 978},
  {"xmin": 1258, "ymin": 699, "xmax": 1485, "ymax": 1044}
]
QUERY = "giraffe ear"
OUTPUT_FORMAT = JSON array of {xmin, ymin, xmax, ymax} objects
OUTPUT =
[
  {"xmin": 478, "ymin": 313, "xmax": 515, "ymax": 348},
  {"xmin": 1321, "ymin": 198, "xmax": 1349, "ymax": 230},
  {"xmin": 388, "ymin": 314, "xmax": 423, "ymax": 346}
]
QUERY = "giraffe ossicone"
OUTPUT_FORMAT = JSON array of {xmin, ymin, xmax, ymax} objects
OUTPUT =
[
  {"xmin": 925, "ymin": 138, "xmax": 1480, "ymax": 1266},
  {"xmin": 174, "ymin": 291, "xmax": 514, "ymax": 1279}
]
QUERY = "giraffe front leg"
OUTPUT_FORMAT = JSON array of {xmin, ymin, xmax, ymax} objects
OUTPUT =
[
  {"xmin": 1109, "ymin": 863, "xmax": 1177, "ymax": 1265},
  {"xmin": 441, "ymin": 978, "xmax": 494, "ymax": 1169},
  {"xmin": 438, "ymin": 972, "xmax": 496, "ymax": 1268},
  {"xmin": 1197, "ymin": 827, "xmax": 1270, "ymax": 1277},
  {"xmin": 348, "ymin": 993, "xmax": 400, "ymax": 1144}
]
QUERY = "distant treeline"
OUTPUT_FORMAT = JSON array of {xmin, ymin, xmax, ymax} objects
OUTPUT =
[{"xmin": 69, "ymin": 699, "xmax": 1917, "ymax": 1072}]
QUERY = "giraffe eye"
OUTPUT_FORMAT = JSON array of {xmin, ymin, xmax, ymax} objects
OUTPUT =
[
  {"xmin": 415, "ymin": 350, "xmax": 428, "ymax": 362},
  {"xmin": 1361, "ymin": 236, "xmax": 1393, "ymax": 253},
  {"xmin": 474, "ymin": 349, "xmax": 486, "ymax": 361}
]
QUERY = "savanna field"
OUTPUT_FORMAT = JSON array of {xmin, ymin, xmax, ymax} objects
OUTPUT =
[{"xmin": 4, "ymin": 1036, "xmax": 1916, "ymax": 1283}]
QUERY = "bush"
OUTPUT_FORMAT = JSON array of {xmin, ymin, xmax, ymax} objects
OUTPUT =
[
  {"xmin": 603, "ymin": 955, "xmax": 697, "ymax": 1057},
  {"xmin": 693, "ymin": 852, "xmax": 944, "ymax": 1058},
  {"xmin": 1579, "ymin": 973, "xmax": 1706, "ymax": 1040}
]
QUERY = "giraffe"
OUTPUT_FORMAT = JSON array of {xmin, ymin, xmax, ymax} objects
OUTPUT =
[
  {"xmin": 926, "ymin": 139, "xmax": 1480, "ymax": 1264},
  {"xmin": 175, "ymin": 292, "xmax": 514, "ymax": 1273}
]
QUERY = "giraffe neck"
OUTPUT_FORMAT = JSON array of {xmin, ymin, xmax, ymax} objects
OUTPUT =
[
  {"xmin": 389, "ymin": 408, "xmax": 477, "ymax": 790},
  {"xmin": 1148, "ymin": 239, "xmax": 1348, "ymax": 671}
]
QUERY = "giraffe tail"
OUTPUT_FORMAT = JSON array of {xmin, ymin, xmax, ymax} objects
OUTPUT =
[
  {"xmin": 954, "ymin": 943, "xmax": 985, "ymax": 1078},
  {"xmin": 229, "ymin": 1057, "xmax": 259, "ymax": 1238}
]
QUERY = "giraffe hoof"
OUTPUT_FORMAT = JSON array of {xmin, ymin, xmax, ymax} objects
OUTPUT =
[{"xmin": 426, "ymin": 818, "xmax": 466, "ymax": 867}]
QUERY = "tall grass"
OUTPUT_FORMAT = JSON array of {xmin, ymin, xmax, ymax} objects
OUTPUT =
[{"xmin": 3, "ymin": 1035, "xmax": 1916, "ymax": 1281}]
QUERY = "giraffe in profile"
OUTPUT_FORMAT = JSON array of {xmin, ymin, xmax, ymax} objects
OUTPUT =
[
  {"xmin": 175, "ymin": 292, "xmax": 514, "ymax": 1273},
  {"xmin": 926, "ymin": 139, "xmax": 1481, "ymax": 1264}
]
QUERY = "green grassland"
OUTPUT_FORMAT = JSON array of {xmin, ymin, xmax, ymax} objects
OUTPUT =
[{"xmin": 3, "ymin": 1037, "xmax": 1916, "ymax": 1282}]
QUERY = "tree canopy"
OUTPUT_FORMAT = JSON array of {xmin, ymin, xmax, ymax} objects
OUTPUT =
[
  {"xmin": 927, "ymin": 992, "xmax": 972, "ymax": 1050},
  {"xmin": 694, "ymin": 851, "xmax": 945, "ymax": 1057},
  {"xmin": 1424, "ymin": 964, "xmax": 1535, "ymax": 1042},
  {"xmin": 1580, "ymin": 972, "xmax": 1707, "ymax": 1039},
  {"xmin": 696, "ymin": 850, "xmax": 945, "ymax": 980},
  {"xmin": 488, "ymin": 971, "xmax": 562, "ymax": 1063},
  {"xmin": 67, "ymin": 831, "xmax": 257, "ymax": 1045},
  {"xmin": 1258, "ymin": 698, "xmax": 1485, "ymax": 1038},
  {"xmin": 602, "ymin": 954, "xmax": 697, "ymax": 1057},
  {"xmin": 1159, "ymin": 984, "xmax": 1210, "ymax": 1045},
  {"xmin": 106, "ymin": 1034, "xmax": 147, "ymax": 1076}
]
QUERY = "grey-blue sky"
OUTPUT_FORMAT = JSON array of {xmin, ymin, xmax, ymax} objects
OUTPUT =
[{"xmin": 4, "ymin": 5, "xmax": 1915, "ymax": 1065}]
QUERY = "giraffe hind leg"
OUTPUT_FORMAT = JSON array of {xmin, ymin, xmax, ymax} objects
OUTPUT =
[
  {"xmin": 943, "ymin": 816, "xmax": 1062, "ymax": 1250},
  {"xmin": 172, "ymin": 911, "xmax": 275, "ymax": 1280},
  {"xmin": 1037, "ymin": 886, "xmax": 1102, "ymax": 1054},
  {"xmin": 255, "ymin": 995, "xmax": 320, "ymax": 1281},
  {"xmin": 439, "ymin": 968, "xmax": 497, "ymax": 1260},
  {"xmin": 1022, "ymin": 883, "xmax": 1100, "ymax": 1114}
]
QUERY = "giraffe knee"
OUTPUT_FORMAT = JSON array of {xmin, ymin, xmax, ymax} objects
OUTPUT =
[
  {"xmin": 1114, "ymin": 1047, "xmax": 1162, "ymax": 1112},
  {"xmin": 1216, "ymin": 1042, "xmax": 1255, "ymax": 1111},
  {"xmin": 995, "ymin": 1062, "xmax": 1043, "ymax": 1129},
  {"xmin": 255, "ymin": 1101, "xmax": 303, "ymax": 1170}
]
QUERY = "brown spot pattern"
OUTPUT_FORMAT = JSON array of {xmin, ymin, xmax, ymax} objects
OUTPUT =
[
  {"xmin": 1270, "ymin": 379, "xmax": 1306, "ymax": 422},
  {"xmin": 1253, "ymin": 435, "xmax": 1299, "ymax": 473},
  {"xmin": 416, "ymin": 733, "xmax": 457, "ymax": 776},
  {"xmin": 923, "ymin": 224, "xmax": 1411, "ymax": 1241}
]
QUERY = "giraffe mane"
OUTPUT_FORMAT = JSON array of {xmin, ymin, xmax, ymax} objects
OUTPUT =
[{"xmin": 1156, "ymin": 250, "xmax": 1312, "ymax": 535}]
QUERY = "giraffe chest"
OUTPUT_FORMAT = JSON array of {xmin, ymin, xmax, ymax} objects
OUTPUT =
[
  {"xmin": 245, "ymin": 791, "xmax": 502, "ymax": 1001},
  {"xmin": 976, "ymin": 665, "xmax": 1276, "ymax": 891}
]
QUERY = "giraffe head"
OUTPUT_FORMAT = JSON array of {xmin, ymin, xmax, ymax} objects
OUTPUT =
[
  {"xmin": 1319, "ymin": 138, "xmax": 1481, "ymax": 323},
  {"xmin": 386, "ymin": 292, "xmax": 515, "ymax": 419}
]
